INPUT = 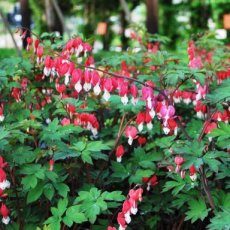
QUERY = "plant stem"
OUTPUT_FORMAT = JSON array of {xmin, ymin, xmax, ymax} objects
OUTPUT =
[
  {"xmin": 10, "ymin": 166, "xmax": 24, "ymax": 229},
  {"xmin": 199, "ymin": 166, "xmax": 215, "ymax": 209}
]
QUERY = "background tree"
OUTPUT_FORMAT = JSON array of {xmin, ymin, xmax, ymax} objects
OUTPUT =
[
  {"xmin": 20, "ymin": 0, "xmax": 31, "ymax": 49},
  {"xmin": 146, "ymin": 0, "xmax": 158, "ymax": 34}
]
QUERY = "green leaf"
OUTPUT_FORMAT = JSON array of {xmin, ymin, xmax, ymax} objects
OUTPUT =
[
  {"xmin": 185, "ymin": 198, "xmax": 210, "ymax": 223},
  {"xmin": 84, "ymin": 203, "xmax": 100, "ymax": 224},
  {"xmin": 65, "ymin": 206, "xmax": 87, "ymax": 224},
  {"xmin": 193, "ymin": 71, "xmax": 206, "ymax": 85},
  {"xmin": 90, "ymin": 187, "xmax": 101, "ymax": 199},
  {"xmin": 53, "ymin": 150, "xmax": 80, "ymax": 161},
  {"xmin": 81, "ymin": 150, "xmax": 93, "ymax": 164},
  {"xmin": 102, "ymin": 191, "xmax": 125, "ymax": 201},
  {"xmin": 209, "ymin": 122, "xmax": 230, "ymax": 138},
  {"xmin": 165, "ymin": 72, "xmax": 182, "ymax": 86},
  {"xmin": 206, "ymin": 78, "xmax": 230, "ymax": 104},
  {"xmin": 45, "ymin": 171, "xmax": 58, "ymax": 182},
  {"xmin": 173, "ymin": 140, "xmax": 205, "ymax": 157},
  {"xmin": 22, "ymin": 175, "xmax": 37, "ymax": 190},
  {"xmin": 19, "ymin": 164, "xmax": 42, "ymax": 175},
  {"xmin": 111, "ymin": 161, "xmax": 129, "ymax": 180},
  {"xmin": 54, "ymin": 183, "xmax": 70, "ymax": 197},
  {"xmin": 139, "ymin": 160, "xmax": 155, "ymax": 169},
  {"xmin": 203, "ymin": 157, "xmax": 221, "ymax": 173},
  {"xmin": 0, "ymin": 127, "xmax": 9, "ymax": 140},
  {"xmin": 87, "ymin": 141, "xmax": 111, "ymax": 151},
  {"xmin": 75, "ymin": 191, "xmax": 93, "ymax": 203},
  {"xmin": 57, "ymin": 198, "xmax": 68, "ymax": 216},
  {"xmin": 35, "ymin": 169, "xmax": 45, "ymax": 180},
  {"xmin": 163, "ymin": 178, "xmax": 186, "ymax": 196},
  {"xmin": 172, "ymin": 193, "xmax": 194, "ymax": 209},
  {"xmin": 27, "ymin": 182, "xmax": 44, "ymax": 204},
  {"xmin": 207, "ymin": 210, "xmax": 230, "ymax": 230},
  {"xmin": 91, "ymin": 151, "xmax": 108, "ymax": 161},
  {"xmin": 11, "ymin": 146, "xmax": 35, "ymax": 165},
  {"xmin": 186, "ymin": 119, "xmax": 203, "ymax": 138},
  {"xmin": 73, "ymin": 187, "xmax": 110, "ymax": 224},
  {"xmin": 48, "ymin": 221, "xmax": 61, "ymax": 230},
  {"xmin": 71, "ymin": 141, "xmax": 87, "ymax": 152},
  {"xmin": 96, "ymin": 197, "xmax": 107, "ymax": 211},
  {"xmin": 62, "ymin": 216, "xmax": 73, "ymax": 227},
  {"xmin": 155, "ymin": 136, "xmax": 175, "ymax": 148},
  {"xmin": 43, "ymin": 184, "xmax": 55, "ymax": 201},
  {"xmin": 130, "ymin": 169, "xmax": 154, "ymax": 184},
  {"xmin": 221, "ymin": 193, "xmax": 230, "ymax": 212},
  {"xmin": 51, "ymin": 207, "xmax": 59, "ymax": 217}
]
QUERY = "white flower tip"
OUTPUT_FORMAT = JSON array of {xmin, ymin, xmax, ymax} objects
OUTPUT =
[
  {"xmin": 174, "ymin": 127, "xmax": 178, "ymax": 136},
  {"xmin": 149, "ymin": 109, "xmax": 155, "ymax": 118},
  {"xmin": 147, "ymin": 184, "xmax": 151, "ymax": 191},
  {"xmin": 91, "ymin": 128, "xmax": 98, "ymax": 137},
  {"xmin": 131, "ymin": 97, "xmax": 138, "ymax": 105},
  {"xmin": 173, "ymin": 98, "xmax": 181, "ymax": 103},
  {"xmin": 103, "ymin": 90, "xmax": 110, "ymax": 101},
  {"xmin": 119, "ymin": 225, "xmax": 126, "ymax": 230},
  {"xmin": 77, "ymin": 57, "xmax": 83, "ymax": 63},
  {"xmin": 46, "ymin": 118, "xmax": 51, "ymax": 124},
  {"xmin": 121, "ymin": 95, "xmax": 128, "ymax": 105},
  {"xmin": 183, "ymin": 99, "xmax": 191, "ymax": 104},
  {"xmin": 131, "ymin": 207, "xmax": 138, "ymax": 215},
  {"xmin": 197, "ymin": 111, "xmax": 204, "ymax": 119},
  {"xmin": 2, "ymin": 216, "xmax": 10, "ymax": 225},
  {"xmin": 93, "ymin": 84, "xmax": 101, "ymax": 95},
  {"xmin": 190, "ymin": 174, "xmax": 197, "ymax": 181},
  {"xmin": 124, "ymin": 213, "xmax": 131, "ymax": 224},
  {"xmin": 163, "ymin": 127, "xmax": 170, "ymax": 135},
  {"xmin": 43, "ymin": 67, "xmax": 51, "ymax": 76},
  {"xmin": 83, "ymin": 83, "xmax": 92, "ymax": 92},
  {"xmin": 0, "ymin": 180, "xmax": 11, "ymax": 190},
  {"xmin": 147, "ymin": 122, "xmax": 153, "ymax": 130},
  {"xmin": 75, "ymin": 82, "xmax": 82, "ymax": 93},
  {"xmin": 147, "ymin": 98, "xmax": 152, "ymax": 109},
  {"xmin": 138, "ymin": 123, "xmax": 143, "ymax": 132},
  {"xmin": 128, "ymin": 137, "xmax": 133, "ymax": 146},
  {"xmin": 64, "ymin": 75, "xmax": 70, "ymax": 85},
  {"xmin": 116, "ymin": 157, "xmax": 122, "ymax": 162},
  {"xmin": 0, "ymin": 115, "xmax": 4, "ymax": 122}
]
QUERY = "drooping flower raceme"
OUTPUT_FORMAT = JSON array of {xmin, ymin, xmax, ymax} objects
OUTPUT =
[{"xmin": 116, "ymin": 188, "xmax": 143, "ymax": 230}]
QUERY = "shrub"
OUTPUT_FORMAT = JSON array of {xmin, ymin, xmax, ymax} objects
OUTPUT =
[{"xmin": 0, "ymin": 31, "xmax": 229, "ymax": 230}]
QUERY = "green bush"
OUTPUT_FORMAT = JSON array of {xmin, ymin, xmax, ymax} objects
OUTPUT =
[{"xmin": 0, "ymin": 31, "xmax": 229, "ymax": 230}]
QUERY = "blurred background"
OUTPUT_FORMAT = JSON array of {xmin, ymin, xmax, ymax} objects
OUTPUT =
[{"xmin": 0, "ymin": 0, "xmax": 230, "ymax": 57}]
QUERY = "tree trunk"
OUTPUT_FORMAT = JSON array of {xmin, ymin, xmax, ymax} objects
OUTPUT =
[
  {"xmin": 45, "ymin": 0, "xmax": 63, "ymax": 36},
  {"xmin": 120, "ymin": 0, "xmax": 130, "ymax": 50},
  {"xmin": 120, "ymin": 10, "xmax": 128, "ymax": 50},
  {"xmin": 20, "ymin": 0, "xmax": 31, "ymax": 49},
  {"xmin": 146, "ymin": 0, "xmax": 158, "ymax": 34}
]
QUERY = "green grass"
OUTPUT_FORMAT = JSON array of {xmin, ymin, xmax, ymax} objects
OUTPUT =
[{"xmin": 0, "ymin": 48, "xmax": 17, "ymax": 59}]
